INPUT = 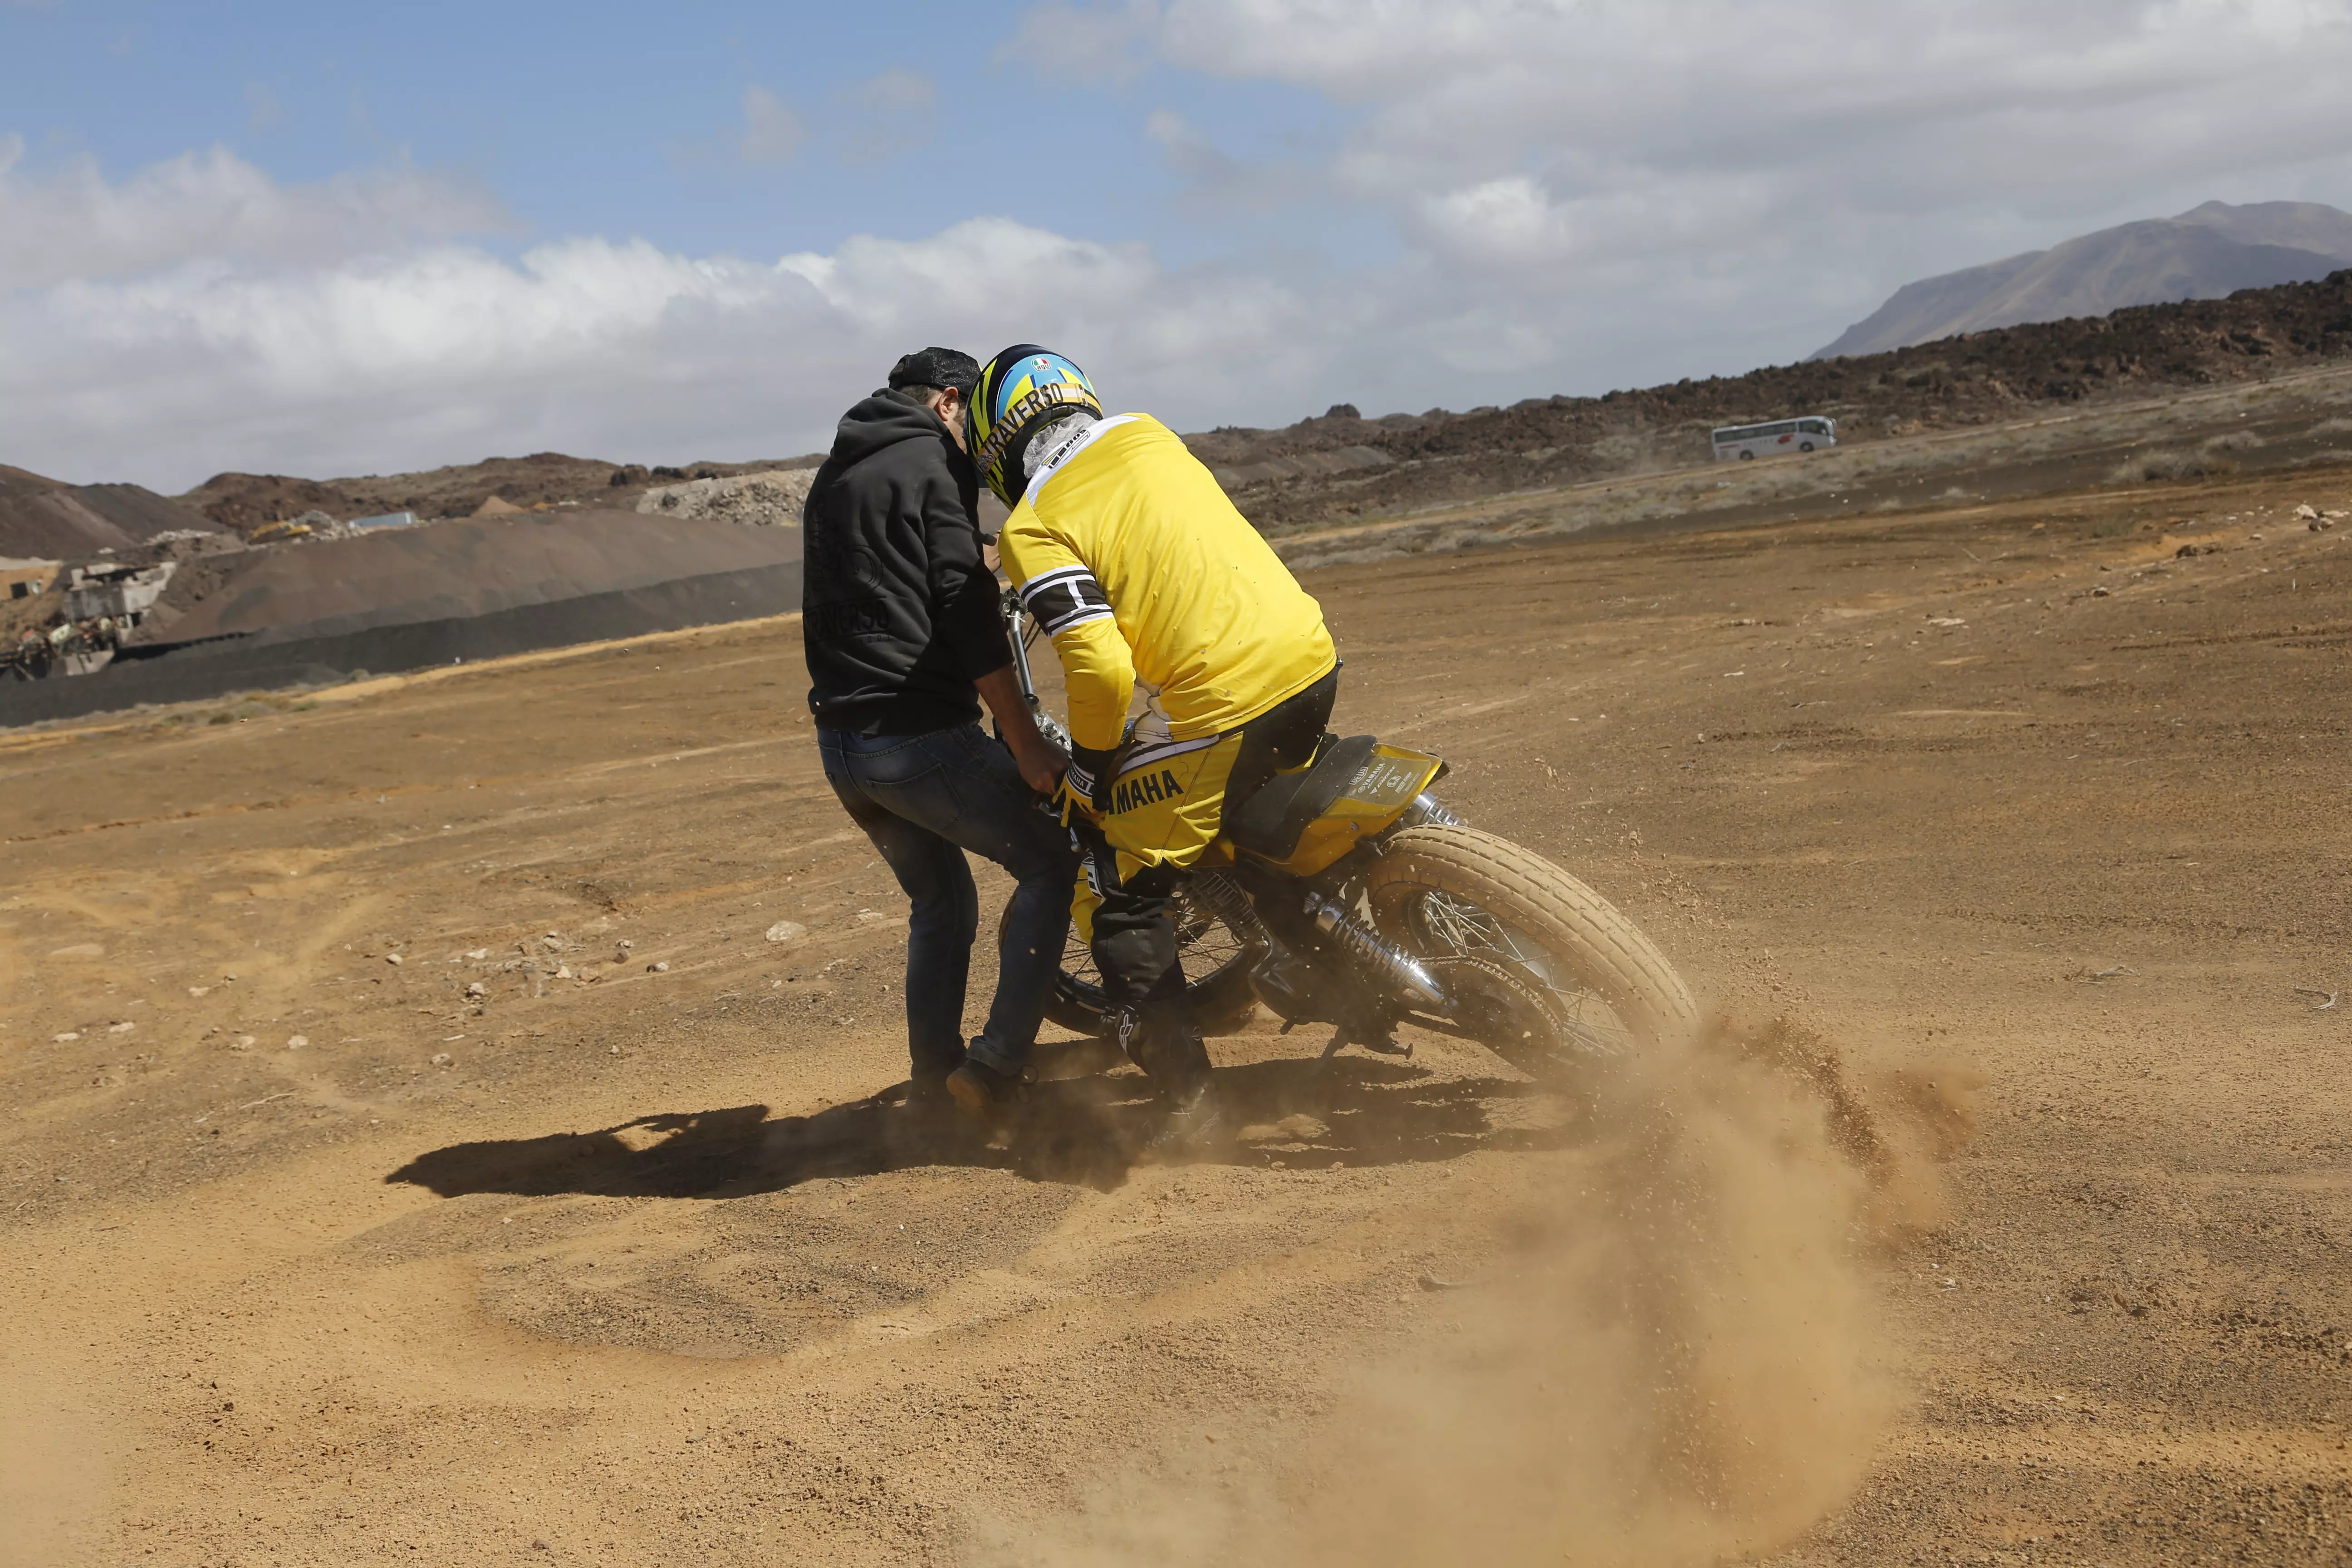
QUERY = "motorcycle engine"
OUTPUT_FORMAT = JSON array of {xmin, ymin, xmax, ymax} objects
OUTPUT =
[{"xmin": 1248, "ymin": 947, "xmax": 1337, "ymax": 1024}]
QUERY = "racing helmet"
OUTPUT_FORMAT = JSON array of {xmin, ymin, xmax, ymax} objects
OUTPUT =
[{"xmin": 967, "ymin": 344, "xmax": 1103, "ymax": 506}]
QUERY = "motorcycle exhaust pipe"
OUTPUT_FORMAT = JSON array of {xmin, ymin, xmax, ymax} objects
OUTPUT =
[{"xmin": 1301, "ymin": 890, "xmax": 1448, "ymax": 1011}]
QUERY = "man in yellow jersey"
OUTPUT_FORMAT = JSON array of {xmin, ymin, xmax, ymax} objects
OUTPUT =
[{"xmin": 949, "ymin": 345, "xmax": 1339, "ymax": 1150}]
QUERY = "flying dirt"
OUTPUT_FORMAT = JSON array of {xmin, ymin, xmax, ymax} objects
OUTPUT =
[{"xmin": 5, "ymin": 377, "xmax": 2351, "ymax": 1564}]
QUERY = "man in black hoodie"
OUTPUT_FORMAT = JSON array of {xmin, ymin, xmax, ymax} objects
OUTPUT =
[{"xmin": 802, "ymin": 348, "xmax": 1073, "ymax": 1122}]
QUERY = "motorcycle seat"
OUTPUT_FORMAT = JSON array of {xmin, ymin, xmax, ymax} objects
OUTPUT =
[{"xmin": 1225, "ymin": 733, "xmax": 1378, "ymax": 862}]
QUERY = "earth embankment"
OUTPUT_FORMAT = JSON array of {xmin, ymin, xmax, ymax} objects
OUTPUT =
[
  {"xmin": 1, "ymin": 510, "xmax": 802, "ymax": 726},
  {"xmin": 180, "ymin": 451, "xmax": 821, "ymax": 534}
]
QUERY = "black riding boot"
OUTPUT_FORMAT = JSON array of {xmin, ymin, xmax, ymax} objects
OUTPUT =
[
  {"xmin": 1116, "ymin": 992, "xmax": 1213, "ymax": 1102},
  {"xmin": 1090, "ymin": 865, "xmax": 1205, "ymax": 1096},
  {"xmin": 1118, "ymin": 993, "xmax": 1224, "ymax": 1155}
]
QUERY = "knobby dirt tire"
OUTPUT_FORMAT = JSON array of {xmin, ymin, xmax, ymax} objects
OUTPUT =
[{"xmin": 1365, "ymin": 825, "xmax": 1698, "ymax": 1045}]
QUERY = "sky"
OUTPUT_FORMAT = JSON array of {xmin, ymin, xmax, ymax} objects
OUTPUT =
[{"xmin": 6, "ymin": 0, "xmax": 2352, "ymax": 492}]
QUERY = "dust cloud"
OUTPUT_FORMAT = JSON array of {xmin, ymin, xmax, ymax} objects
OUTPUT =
[{"xmin": 984, "ymin": 1019, "xmax": 1965, "ymax": 1568}]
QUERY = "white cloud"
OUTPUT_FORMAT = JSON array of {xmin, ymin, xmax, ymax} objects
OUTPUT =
[
  {"xmin": 0, "ymin": 146, "xmax": 1366, "ymax": 490},
  {"xmin": 0, "ymin": 137, "xmax": 509, "ymax": 293},
  {"xmin": 740, "ymin": 85, "xmax": 808, "ymax": 166},
  {"xmin": 15, "ymin": 3, "xmax": 2352, "ymax": 494},
  {"xmin": 1173, "ymin": 1, "xmax": 2352, "ymax": 236},
  {"xmin": 1032, "ymin": 0, "xmax": 2352, "ymax": 376}
]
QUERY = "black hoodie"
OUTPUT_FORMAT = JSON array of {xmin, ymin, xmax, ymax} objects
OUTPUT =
[{"xmin": 801, "ymin": 388, "xmax": 1010, "ymax": 735}]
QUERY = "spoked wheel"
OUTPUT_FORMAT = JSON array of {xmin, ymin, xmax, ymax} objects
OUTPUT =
[
  {"xmin": 1000, "ymin": 869, "xmax": 1265, "ymax": 1041},
  {"xmin": 1366, "ymin": 826, "xmax": 1697, "ymax": 1078}
]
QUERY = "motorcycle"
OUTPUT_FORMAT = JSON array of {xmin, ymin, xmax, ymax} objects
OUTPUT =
[{"xmin": 999, "ymin": 589, "xmax": 1698, "ymax": 1079}]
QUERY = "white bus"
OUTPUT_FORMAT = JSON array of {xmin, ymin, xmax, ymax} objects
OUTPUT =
[{"xmin": 1712, "ymin": 416, "xmax": 1835, "ymax": 461}]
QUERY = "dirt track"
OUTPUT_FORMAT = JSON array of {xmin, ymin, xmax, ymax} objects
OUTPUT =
[{"xmin": 5, "ymin": 462, "xmax": 2350, "ymax": 1565}]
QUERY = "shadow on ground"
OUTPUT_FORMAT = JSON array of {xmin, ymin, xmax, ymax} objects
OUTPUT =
[{"xmin": 385, "ymin": 1054, "xmax": 1575, "ymax": 1201}]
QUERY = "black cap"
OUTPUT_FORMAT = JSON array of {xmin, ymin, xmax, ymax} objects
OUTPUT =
[{"xmin": 887, "ymin": 347, "xmax": 979, "ymax": 394}]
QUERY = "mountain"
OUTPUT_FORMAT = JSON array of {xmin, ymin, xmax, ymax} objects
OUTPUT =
[
  {"xmin": 1812, "ymin": 201, "xmax": 2352, "ymax": 360},
  {"xmin": 0, "ymin": 464, "xmax": 224, "ymax": 561}
]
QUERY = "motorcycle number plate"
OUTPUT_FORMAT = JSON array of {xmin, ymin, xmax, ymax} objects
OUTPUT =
[{"xmin": 1343, "ymin": 753, "xmax": 1436, "ymax": 808}]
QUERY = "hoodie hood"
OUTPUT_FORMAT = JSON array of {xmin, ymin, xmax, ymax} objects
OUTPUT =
[
  {"xmin": 815, "ymin": 388, "xmax": 958, "ymax": 480},
  {"xmin": 802, "ymin": 387, "xmax": 976, "ymax": 533}
]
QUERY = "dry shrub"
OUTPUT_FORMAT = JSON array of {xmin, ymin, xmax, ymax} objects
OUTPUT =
[
  {"xmin": 2110, "ymin": 448, "xmax": 2241, "ymax": 483},
  {"xmin": 984, "ymin": 1016, "xmax": 1971, "ymax": 1568},
  {"xmin": 2200, "ymin": 430, "xmax": 2266, "ymax": 454}
]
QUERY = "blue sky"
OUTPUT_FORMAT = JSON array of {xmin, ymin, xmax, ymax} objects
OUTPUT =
[
  {"xmin": 6, "ymin": 1, "xmax": 2352, "ymax": 490},
  {"xmin": 0, "ymin": 2, "xmax": 1375, "ymax": 273}
]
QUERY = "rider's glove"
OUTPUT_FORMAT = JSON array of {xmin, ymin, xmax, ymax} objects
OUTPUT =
[{"xmin": 1063, "ymin": 742, "xmax": 1120, "ymax": 820}]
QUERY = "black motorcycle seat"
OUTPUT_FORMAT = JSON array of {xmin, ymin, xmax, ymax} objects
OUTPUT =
[{"xmin": 1226, "ymin": 734, "xmax": 1379, "ymax": 861}]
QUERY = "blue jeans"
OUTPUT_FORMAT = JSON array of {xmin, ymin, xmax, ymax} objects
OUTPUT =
[{"xmin": 818, "ymin": 722, "xmax": 1078, "ymax": 1083}]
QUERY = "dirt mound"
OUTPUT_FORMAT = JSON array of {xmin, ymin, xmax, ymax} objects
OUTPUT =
[
  {"xmin": 1198, "ymin": 268, "xmax": 2352, "ymax": 531},
  {"xmin": 170, "ymin": 472, "xmax": 360, "ymax": 535},
  {"xmin": 636, "ymin": 470, "xmax": 815, "ymax": 528},
  {"xmin": 181, "ymin": 452, "xmax": 823, "ymax": 534},
  {"xmin": 0, "ymin": 564, "xmax": 799, "ymax": 727},
  {"xmin": 138, "ymin": 508, "xmax": 800, "ymax": 649},
  {"xmin": 0, "ymin": 510, "xmax": 803, "ymax": 724},
  {"xmin": 0, "ymin": 465, "xmax": 225, "ymax": 559}
]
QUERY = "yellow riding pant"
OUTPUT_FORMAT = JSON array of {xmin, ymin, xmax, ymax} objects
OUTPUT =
[{"xmin": 1069, "ymin": 730, "xmax": 1245, "ymax": 942}]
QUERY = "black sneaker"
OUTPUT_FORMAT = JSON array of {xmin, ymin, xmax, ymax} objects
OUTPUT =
[{"xmin": 946, "ymin": 1058, "xmax": 1026, "ymax": 1131}]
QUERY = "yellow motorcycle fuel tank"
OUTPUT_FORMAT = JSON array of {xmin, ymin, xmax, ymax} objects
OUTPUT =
[{"xmin": 1263, "ymin": 743, "xmax": 1446, "ymax": 878}]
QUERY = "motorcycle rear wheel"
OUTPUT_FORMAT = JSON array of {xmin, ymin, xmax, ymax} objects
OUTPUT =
[{"xmin": 1365, "ymin": 825, "xmax": 1697, "ymax": 1073}]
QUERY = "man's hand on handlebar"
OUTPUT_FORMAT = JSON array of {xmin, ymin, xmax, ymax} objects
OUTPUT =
[
  {"xmin": 975, "ymin": 664, "xmax": 1067, "ymax": 796},
  {"xmin": 1007, "ymin": 727, "xmax": 1068, "ymax": 796}
]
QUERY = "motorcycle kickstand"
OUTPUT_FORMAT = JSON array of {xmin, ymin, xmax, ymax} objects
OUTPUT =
[{"xmin": 1313, "ymin": 1025, "xmax": 1353, "ymax": 1112}]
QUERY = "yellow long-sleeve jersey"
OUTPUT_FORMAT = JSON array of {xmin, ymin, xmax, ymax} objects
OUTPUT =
[{"xmin": 998, "ymin": 413, "xmax": 1337, "ymax": 753}]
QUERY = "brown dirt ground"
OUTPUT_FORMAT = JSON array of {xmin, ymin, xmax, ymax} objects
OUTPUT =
[{"xmin": 4, "ymin": 459, "xmax": 2350, "ymax": 1565}]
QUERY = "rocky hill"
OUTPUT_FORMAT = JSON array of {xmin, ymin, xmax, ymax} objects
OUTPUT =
[
  {"xmin": 179, "ymin": 451, "xmax": 821, "ymax": 535},
  {"xmin": 1196, "ymin": 266, "xmax": 2352, "ymax": 531},
  {"xmin": 1812, "ymin": 201, "xmax": 2352, "ymax": 360},
  {"xmin": 0, "ymin": 464, "xmax": 224, "ymax": 560}
]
